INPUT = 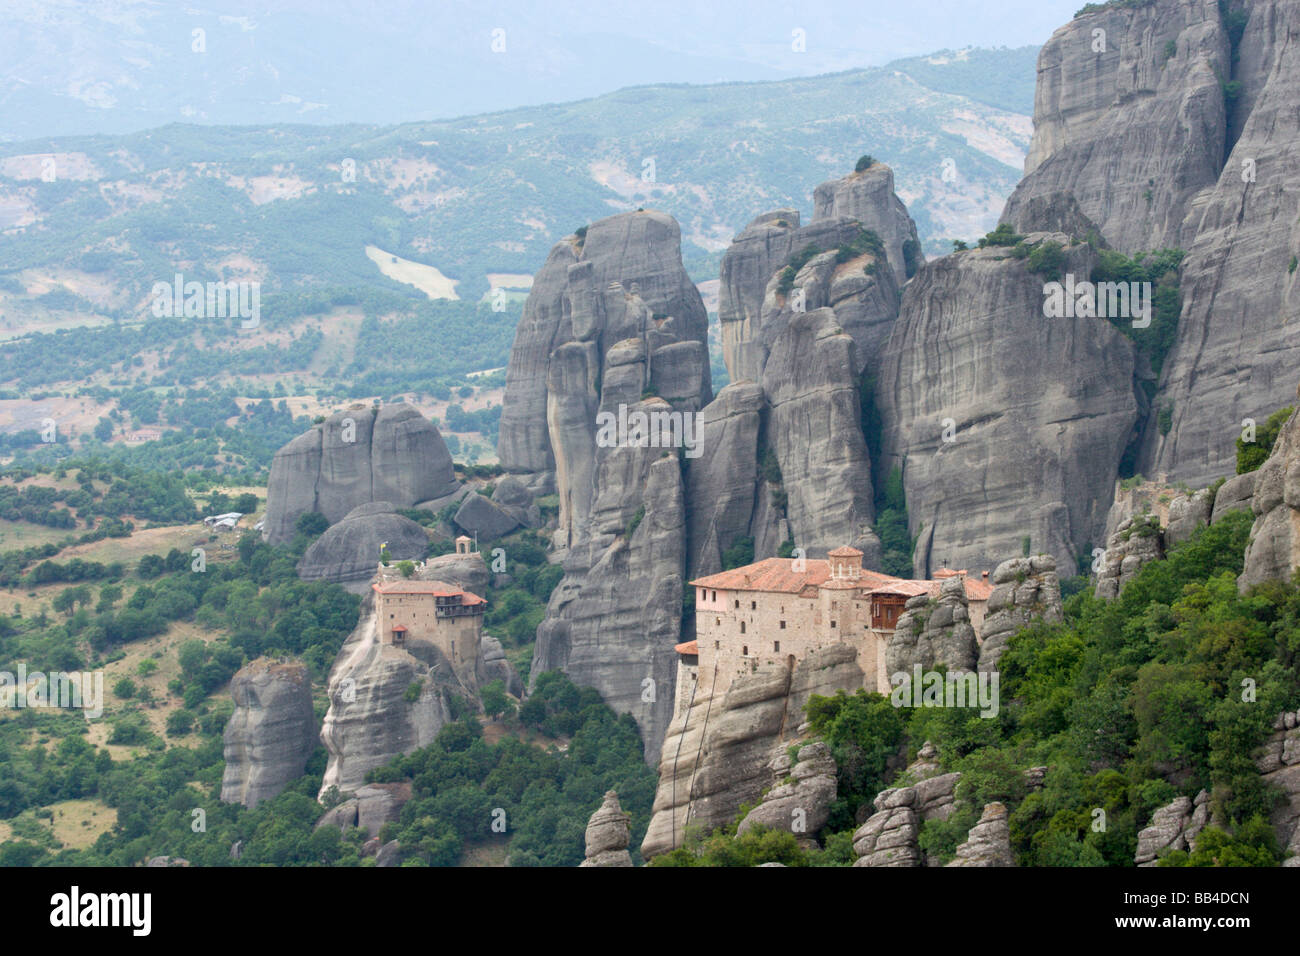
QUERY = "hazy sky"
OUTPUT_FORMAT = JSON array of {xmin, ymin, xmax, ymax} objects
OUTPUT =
[{"xmin": 3, "ymin": 0, "xmax": 1087, "ymax": 137}]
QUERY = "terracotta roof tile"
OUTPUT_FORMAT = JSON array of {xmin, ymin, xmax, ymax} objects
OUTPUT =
[
  {"xmin": 373, "ymin": 579, "xmax": 487, "ymax": 605},
  {"xmin": 674, "ymin": 640, "xmax": 699, "ymax": 655}
]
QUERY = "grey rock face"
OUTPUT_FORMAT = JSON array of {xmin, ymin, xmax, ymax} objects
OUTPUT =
[
  {"xmin": 1212, "ymin": 471, "xmax": 1256, "ymax": 524},
  {"xmin": 454, "ymin": 492, "xmax": 522, "ymax": 541},
  {"xmin": 641, "ymin": 644, "xmax": 864, "ymax": 859},
  {"xmin": 264, "ymin": 404, "xmax": 458, "ymax": 545},
  {"xmin": 887, "ymin": 575, "xmax": 979, "ymax": 677},
  {"xmin": 422, "ymin": 549, "xmax": 490, "ymax": 596},
  {"xmin": 1165, "ymin": 488, "xmax": 1214, "ymax": 546},
  {"xmin": 1240, "ymin": 400, "xmax": 1300, "ymax": 590},
  {"xmin": 1146, "ymin": 0, "xmax": 1300, "ymax": 484},
  {"xmin": 763, "ymin": 308, "xmax": 880, "ymax": 562},
  {"xmin": 220, "ymin": 659, "xmax": 317, "ymax": 809},
  {"xmin": 685, "ymin": 383, "xmax": 770, "ymax": 579},
  {"xmin": 1003, "ymin": 0, "xmax": 1228, "ymax": 253},
  {"xmin": 1094, "ymin": 515, "xmax": 1164, "ymax": 600},
  {"xmin": 718, "ymin": 211, "xmax": 865, "ymax": 384},
  {"xmin": 736, "ymin": 741, "xmax": 838, "ymax": 840},
  {"xmin": 479, "ymin": 635, "xmax": 523, "ymax": 698},
  {"xmin": 491, "ymin": 475, "xmax": 542, "ymax": 528},
  {"xmin": 1134, "ymin": 791, "xmax": 1211, "ymax": 865},
  {"xmin": 496, "ymin": 212, "xmax": 712, "ymax": 766},
  {"xmin": 498, "ymin": 209, "xmax": 710, "ymax": 474},
  {"xmin": 1256, "ymin": 709, "xmax": 1300, "ymax": 863},
  {"xmin": 297, "ymin": 504, "xmax": 429, "ymax": 588},
  {"xmin": 755, "ymin": 248, "xmax": 901, "ymax": 381},
  {"xmin": 878, "ymin": 237, "xmax": 1138, "ymax": 577},
  {"xmin": 532, "ymin": 449, "xmax": 687, "ymax": 766},
  {"xmin": 812, "ymin": 163, "xmax": 923, "ymax": 288},
  {"xmin": 355, "ymin": 782, "xmax": 413, "ymax": 839},
  {"xmin": 852, "ymin": 799, "xmax": 921, "ymax": 867},
  {"xmin": 978, "ymin": 556, "xmax": 1064, "ymax": 673},
  {"xmin": 945, "ymin": 802, "xmax": 1015, "ymax": 867},
  {"xmin": 852, "ymin": 762, "xmax": 960, "ymax": 868},
  {"xmin": 580, "ymin": 791, "xmax": 634, "ymax": 867}
]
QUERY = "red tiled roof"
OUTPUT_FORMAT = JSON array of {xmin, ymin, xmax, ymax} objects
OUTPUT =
[
  {"xmin": 692, "ymin": 558, "xmax": 909, "ymax": 594},
  {"xmin": 690, "ymin": 554, "xmax": 992, "ymax": 603},
  {"xmin": 373, "ymin": 578, "xmax": 487, "ymax": 606},
  {"xmin": 828, "ymin": 545, "xmax": 864, "ymax": 557},
  {"xmin": 674, "ymin": 640, "xmax": 699, "ymax": 655}
]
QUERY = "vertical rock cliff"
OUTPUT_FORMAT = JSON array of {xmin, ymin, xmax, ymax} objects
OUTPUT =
[
  {"xmin": 497, "ymin": 209, "xmax": 711, "ymax": 480},
  {"xmin": 1002, "ymin": 0, "xmax": 1300, "ymax": 486},
  {"xmin": 1240, "ymin": 388, "xmax": 1300, "ymax": 590},
  {"xmin": 220, "ymin": 659, "xmax": 317, "ymax": 809},
  {"xmin": 1003, "ymin": 0, "xmax": 1229, "ymax": 251},
  {"xmin": 877, "ymin": 236, "xmax": 1139, "ymax": 576},
  {"xmin": 498, "ymin": 210, "xmax": 710, "ymax": 765},
  {"xmin": 1147, "ymin": 0, "xmax": 1300, "ymax": 483}
]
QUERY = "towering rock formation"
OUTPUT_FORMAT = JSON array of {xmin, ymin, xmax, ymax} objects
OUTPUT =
[
  {"xmin": 684, "ymin": 382, "xmax": 780, "ymax": 579},
  {"xmin": 533, "ymin": 445, "xmax": 687, "ymax": 764},
  {"xmin": 641, "ymin": 644, "xmax": 865, "ymax": 858},
  {"xmin": 761, "ymin": 308, "xmax": 880, "ymax": 562},
  {"xmin": 718, "ymin": 161, "xmax": 917, "ymax": 385},
  {"xmin": 497, "ymin": 209, "xmax": 711, "ymax": 479},
  {"xmin": 264, "ymin": 404, "xmax": 458, "ymax": 545},
  {"xmin": 684, "ymin": 166, "xmax": 918, "ymax": 577},
  {"xmin": 718, "ymin": 211, "xmax": 866, "ymax": 384},
  {"xmin": 812, "ymin": 162, "xmax": 923, "ymax": 289},
  {"xmin": 1240, "ymin": 396, "xmax": 1300, "ymax": 590},
  {"xmin": 1000, "ymin": 0, "xmax": 1300, "ymax": 485},
  {"xmin": 317, "ymin": 563, "xmax": 494, "ymax": 798},
  {"xmin": 877, "ymin": 236, "xmax": 1139, "ymax": 576},
  {"xmin": 1002, "ymin": 0, "xmax": 1229, "ymax": 251},
  {"xmin": 495, "ymin": 210, "xmax": 710, "ymax": 765},
  {"xmin": 220, "ymin": 659, "xmax": 317, "ymax": 809},
  {"xmin": 1148, "ymin": 0, "xmax": 1300, "ymax": 484}
]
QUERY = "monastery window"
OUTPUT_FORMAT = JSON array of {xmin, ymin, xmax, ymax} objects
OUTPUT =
[
  {"xmin": 712, "ymin": 590, "xmax": 717, "ymax": 601},
  {"xmin": 714, "ymin": 641, "xmax": 720, "ymax": 650},
  {"xmin": 831, "ymin": 621, "xmax": 837, "ymax": 628},
  {"xmin": 774, "ymin": 641, "xmax": 780, "ymax": 653},
  {"xmin": 743, "ymin": 645, "xmax": 748, "ymax": 656},
  {"xmin": 780, "ymin": 620, "xmax": 786, "ymax": 629},
  {"xmin": 740, "ymin": 621, "xmax": 746, "ymax": 634},
  {"xmin": 750, "ymin": 600, "xmax": 756, "ymax": 610},
  {"xmin": 715, "ymin": 618, "xmax": 720, "ymax": 626},
  {"xmin": 734, "ymin": 599, "xmax": 740, "ymax": 609}
]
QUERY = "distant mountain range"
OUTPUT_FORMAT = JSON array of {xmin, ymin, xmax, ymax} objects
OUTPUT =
[{"xmin": 0, "ymin": 45, "xmax": 1037, "ymax": 325}]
